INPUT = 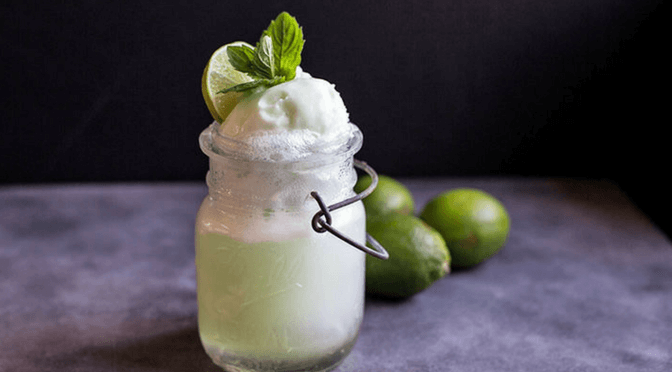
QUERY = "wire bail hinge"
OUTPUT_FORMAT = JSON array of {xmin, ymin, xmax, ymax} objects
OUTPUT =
[{"xmin": 310, "ymin": 159, "xmax": 389, "ymax": 260}]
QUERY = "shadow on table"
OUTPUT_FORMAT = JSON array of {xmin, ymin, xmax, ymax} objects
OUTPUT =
[
  {"xmin": 363, "ymin": 259, "xmax": 487, "ymax": 305},
  {"xmin": 38, "ymin": 326, "xmax": 220, "ymax": 372}
]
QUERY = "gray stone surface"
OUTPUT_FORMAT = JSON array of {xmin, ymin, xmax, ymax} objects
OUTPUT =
[{"xmin": 1, "ymin": 179, "xmax": 670, "ymax": 371}]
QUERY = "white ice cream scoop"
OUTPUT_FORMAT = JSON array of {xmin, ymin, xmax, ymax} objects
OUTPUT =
[{"xmin": 221, "ymin": 77, "xmax": 349, "ymax": 138}]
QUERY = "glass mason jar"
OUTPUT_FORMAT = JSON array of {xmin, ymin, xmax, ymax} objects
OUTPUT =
[{"xmin": 195, "ymin": 122, "xmax": 367, "ymax": 372}]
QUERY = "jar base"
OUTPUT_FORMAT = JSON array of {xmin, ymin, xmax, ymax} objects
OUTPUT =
[{"xmin": 204, "ymin": 337, "xmax": 357, "ymax": 372}]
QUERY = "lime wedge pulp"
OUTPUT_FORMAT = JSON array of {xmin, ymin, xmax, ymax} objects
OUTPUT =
[{"xmin": 202, "ymin": 41, "xmax": 255, "ymax": 123}]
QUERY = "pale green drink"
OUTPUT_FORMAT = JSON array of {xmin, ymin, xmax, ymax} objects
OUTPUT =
[{"xmin": 196, "ymin": 205, "xmax": 365, "ymax": 370}]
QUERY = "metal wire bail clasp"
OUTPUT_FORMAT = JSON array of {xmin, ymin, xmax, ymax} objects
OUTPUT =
[{"xmin": 310, "ymin": 159, "xmax": 389, "ymax": 260}]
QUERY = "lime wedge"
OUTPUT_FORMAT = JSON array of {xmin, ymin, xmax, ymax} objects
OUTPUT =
[{"xmin": 202, "ymin": 42, "xmax": 255, "ymax": 123}]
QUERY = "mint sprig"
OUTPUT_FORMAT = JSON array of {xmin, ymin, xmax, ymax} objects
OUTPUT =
[{"xmin": 219, "ymin": 12, "xmax": 304, "ymax": 94}]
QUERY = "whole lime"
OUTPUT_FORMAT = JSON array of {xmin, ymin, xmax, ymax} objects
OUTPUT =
[
  {"xmin": 419, "ymin": 188, "xmax": 510, "ymax": 268},
  {"xmin": 365, "ymin": 213, "xmax": 450, "ymax": 298},
  {"xmin": 354, "ymin": 175, "xmax": 414, "ymax": 218}
]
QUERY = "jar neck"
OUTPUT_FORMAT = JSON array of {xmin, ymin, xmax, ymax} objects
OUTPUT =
[{"xmin": 199, "ymin": 123, "xmax": 363, "ymax": 211}]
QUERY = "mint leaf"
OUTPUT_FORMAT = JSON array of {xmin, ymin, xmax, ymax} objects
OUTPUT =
[
  {"xmin": 218, "ymin": 77, "xmax": 284, "ymax": 94},
  {"xmin": 263, "ymin": 12, "xmax": 304, "ymax": 80},
  {"xmin": 219, "ymin": 12, "xmax": 304, "ymax": 94},
  {"xmin": 218, "ymin": 80, "xmax": 267, "ymax": 94},
  {"xmin": 252, "ymin": 35, "xmax": 275, "ymax": 79},
  {"xmin": 227, "ymin": 45, "xmax": 257, "ymax": 76}
]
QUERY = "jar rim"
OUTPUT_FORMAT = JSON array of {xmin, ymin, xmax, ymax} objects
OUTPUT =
[{"xmin": 199, "ymin": 122, "xmax": 363, "ymax": 165}]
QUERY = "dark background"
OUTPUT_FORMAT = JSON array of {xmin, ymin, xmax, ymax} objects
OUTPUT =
[{"xmin": 1, "ymin": 1, "xmax": 667, "ymax": 235}]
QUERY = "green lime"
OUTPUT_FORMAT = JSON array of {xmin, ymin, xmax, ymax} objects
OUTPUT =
[
  {"xmin": 354, "ymin": 175, "xmax": 415, "ymax": 219},
  {"xmin": 202, "ymin": 42, "xmax": 255, "ymax": 123},
  {"xmin": 365, "ymin": 213, "xmax": 450, "ymax": 298},
  {"xmin": 419, "ymin": 188, "xmax": 510, "ymax": 268}
]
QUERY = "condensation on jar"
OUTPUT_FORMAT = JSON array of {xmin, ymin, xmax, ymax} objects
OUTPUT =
[{"xmin": 195, "ymin": 122, "xmax": 366, "ymax": 372}]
